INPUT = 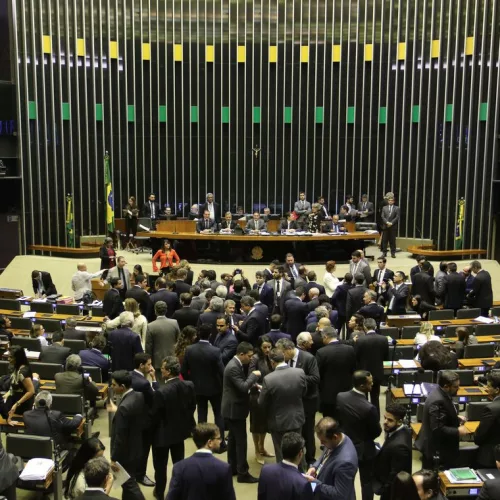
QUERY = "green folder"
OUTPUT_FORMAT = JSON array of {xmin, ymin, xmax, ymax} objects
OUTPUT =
[{"xmin": 450, "ymin": 468, "xmax": 477, "ymax": 481}]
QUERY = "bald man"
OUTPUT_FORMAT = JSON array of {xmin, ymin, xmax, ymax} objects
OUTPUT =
[{"xmin": 71, "ymin": 262, "xmax": 105, "ymax": 301}]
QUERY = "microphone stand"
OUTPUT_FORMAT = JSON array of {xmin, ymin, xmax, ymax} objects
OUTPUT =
[
  {"xmin": 386, "ymin": 338, "xmax": 398, "ymax": 393},
  {"xmin": 405, "ymin": 370, "xmax": 420, "ymax": 428}
]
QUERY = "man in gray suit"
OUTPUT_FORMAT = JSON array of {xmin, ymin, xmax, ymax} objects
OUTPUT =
[
  {"xmin": 106, "ymin": 256, "xmax": 132, "ymax": 299},
  {"xmin": 258, "ymin": 348, "xmax": 307, "ymax": 462},
  {"xmin": 145, "ymin": 301, "xmax": 180, "ymax": 379},
  {"xmin": 380, "ymin": 196, "xmax": 400, "ymax": 258},
  {"xmin": 357, "ymin": 194, "xmax": 375, "ymax": 222},
  {"xmin": 349, "ymin": 251, "xmax": 372, "ymax": 287},
  {"xmin": 294, "ymin": 191, "xmax": 311, "ymax": 217},
  {"xmin": 246, "ymin": 211, "xmax": 267, "ymax": 233},
  {"xmin": 268, "ymin": 266, "xmax": 292, "ymax": 315},
  {"xmin": 221, "ymin": 342, "xmax": 261, "ymax": 483}
]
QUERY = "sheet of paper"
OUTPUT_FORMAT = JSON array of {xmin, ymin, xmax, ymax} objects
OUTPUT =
[
  {"xmin": 20, "ymin": 458, "xmax": 54, "ymax": 480},
  {"xmin": 112, "ymin": 461, "xmax": 131, "ymax": 488},
  {"xmin": 23, "ymin": 312, "xmax": 37, "ymax": 318},
  {"xmin": 398, "ymin": 359, "xmax": 418, "ymax": 369},
  {"xmin": 473, "ymin": 316, "xmax": 494, "ymax": 324}
]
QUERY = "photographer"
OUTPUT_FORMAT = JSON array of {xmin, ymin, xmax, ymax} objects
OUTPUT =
[{"xmin": 55, "ymin": 354, "xmax": 99, "ymax": 403}]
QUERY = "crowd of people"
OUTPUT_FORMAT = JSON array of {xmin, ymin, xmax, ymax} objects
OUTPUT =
[{"xmin": 0, "ymin": 247, "xmax": 498, "ymax": 500}]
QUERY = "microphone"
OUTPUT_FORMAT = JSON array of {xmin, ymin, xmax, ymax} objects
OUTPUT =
[{"xmin": 391, "ymin": 338, "xmax": 398, "ymax": 346}]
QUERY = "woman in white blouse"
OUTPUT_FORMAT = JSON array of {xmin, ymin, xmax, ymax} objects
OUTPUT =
[
  {"xmin": 104, "ymin": 297, "xmax": 147, "ymax": 346},
  {"xmin": 64, "ymin": 437, "xmax": 105, "ymax": 499},
  {"xmin": 323, "ymin": 260, "xmax": 340, "ymax": 298},
  {"xmin": 414, "ymin": 321, "xmax": 441, "ymax": 347}
]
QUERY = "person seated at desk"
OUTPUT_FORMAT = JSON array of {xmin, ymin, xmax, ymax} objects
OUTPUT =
[
  {"xmin": 323, "ymin": 214, "xmax": 346, "ymax": 234},
  {"xmin": 197, "ymin": 210, "xmax": 216, "ymax": 233},
  {"xmin": 188, "ymin": 204, "xmax": 199, "ymax": 220},
  {"xmin": 0, "ymin": 315, "xmax": 13, "ymax": 341},
  {"xmin": 413, "ymin": 322, "xmax": 441, "ymax": 347},
  {"xmin": 55, "ymin": 354, "xmax": 100, "ymax": 402},
  {"xmin": 79, "ymin": 335, "xmax": 111, "ymax": 382},
  {"xmin": 30, "ymin": 323, "xmax": 49, "ymax": 347},
  {"xmin": 64, "ymin": 317, "xmax": 87, "ymax": 341},
  {"xmin": 24, "ymin": 390, "xmax": 83, "ymax": 450},
  {"xmin": 280, "ymin": 212, "xmax": 301, "ymax": 233},
  {"xmin": 40, "ymin": 331, "xmax": 72, "ymax": 365},
  {"xmin": 64, "ymin": 436, "xmax": 106, "ymax": 500},
  {"xmin": 161, "ymin": 206, "xmax": 177, "ymax": 220},
  {"xmin": 219, "ymin": 211, "xmax": 237, "ymax": 232},
  {"xmin": 410, "ymin": 294, "xmax": 438, "ymax": 321},
  {"xmin": 418, "ymin": 341, "xmax": 458, "ymax": 373},
  {"xmin": 246, "ymin": 211, "xmax": 267, "ymax": 233},
  {"xmin": 339, "ymin": 204, "xmax": 357, "ymax": 222},
  {"xmin": 453, "ymin": 326, "xmax": 478, "ymax": 359},
  {"xmin": 262, "ymin": 207, "xmax": 272, "ymax": 222},
  {"xmin": 152, "ymin": 239, "xmax": 180, "ymax": 276}
]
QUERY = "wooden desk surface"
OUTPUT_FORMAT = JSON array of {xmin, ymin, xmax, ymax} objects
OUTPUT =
[
  {"xmin": 39, "ymin": 380, "xmax": 108, "ymax": 399},
  {"xmin": 0, "ymin": 415, "xmax": 86, "ymax": 437},
  {"xmin": 136, "ymin": 230, "xmax": 379, "ymax": 242},
  {"xmin": 439, "ymin": 471, "xmax": 483, "ymax": 494},
  {"xmin": 411, "ymin": 421, "xmax": 479, "ymax": 439},
  {"xmin": 458, "ymin": 358, "xmax": 500, "ymax": 368},
  {"xmin": 391, "ymin": 386, "xmax": 489, "ymax": 400},
  {"xmin": 384, "ymin": 360, "xmax": 421, "ymax": 370},
  {"xmin": 397, "ymin": 335, "xmax": 500, "ymax": 346},
  {"xmin": 0, "ymin": 309, "xmax": 105, "ymax": 323}
]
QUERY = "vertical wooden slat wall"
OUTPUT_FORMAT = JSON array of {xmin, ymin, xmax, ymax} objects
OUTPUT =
[{"xmin": 12, "ymin": 0, "xmax": 500, "ymax": 254}]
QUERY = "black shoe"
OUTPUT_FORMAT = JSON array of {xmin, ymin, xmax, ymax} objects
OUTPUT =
[
  {"xmin": 137, "ymin": 476, "xmax": 155, "ymax": 487},
  {"xmin": 232, "ymin": 471, "xmax": 238, "ymax": 477},
  {"xmin": 152, "ymin": 488, "xmax": 163, "ymax": 500},
  {"xmin": 391, "ymin": 254, "xmax": 396, "ymax": 258},
  {"xmin": 216, "ymin": 443, "xmax": 228, "ymax": 454},
  {"xmin": 237, "ymin": 473, "xmax": 259, "ymax": 484}
]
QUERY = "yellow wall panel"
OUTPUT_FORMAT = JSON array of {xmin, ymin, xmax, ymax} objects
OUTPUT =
[
  {"xmin": 109, "ymin": 41, "xmax": 118, "ymax": 59},
  {"xmin": 42, "ymin": 35, "xmax": 51, "ymax": 54},
  {"xmin": 206, "ymin": 45, "xmax": 215, "ymax": 62},
  {"xmin": 465, "ymin": 37, "xmax": 474, "ymax": 55},
  {"xmin": 76, "ymin": 38, "xmax": 85, "ymax": 57},
  {"xmin": 301, "ymin": 46, "xmax": 309, "ymax": 63},
  {"xmin": 397, "ymin": 42, "xmax": 406, "ymax": 60},
  {"xmin": 364, "ymin": 44, "xmax": 373, "ymax": 62},
  {"xmin": 237, "ymin": 45, "xmax": 246, "ymax": 63},
  {"xmin": 142, "ymin": 43, "xmax": 151, "ymax": 61},
  {"xmin": 431, "ymin": 40, "xmax": 440, "ymax": 58},
  {"xmin": 174, "ymin": 44, "xmax": 183, "ymax": 62},
  {"xmin": 332, "ymin": 45, "xmax": 341, "ymax": 62},
  {"xmin": 269, "ymin": 46, "xmax": 277, "ymax": 63}
]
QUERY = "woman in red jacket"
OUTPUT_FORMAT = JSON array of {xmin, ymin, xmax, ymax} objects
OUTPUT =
[{"xmin": 152, "ymin": 239, "xmax": 180, "ymax": 275}]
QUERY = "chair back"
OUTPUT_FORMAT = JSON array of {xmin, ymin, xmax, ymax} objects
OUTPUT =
[
  {"xmin": 51, "ymin": 394, "xmax": 84, "ymax": 415},
  {"xmin": 491, "ymin": 307, "xmax": 500, "ymax": 317},
  {"xmin": 466, "ymin": 401, "xmax": 490, "ymax": 421},
  {"xmin": 401, "ymin": 326, "xmax": 421, "ymax": 339},
  {"xmin": 0, "ymin": 360, "xmax": 10, "ymax": 376},
  {"xmin": 390, "ymin": 345, "xmax": 415, "ymax": 360},
  {"xmin": 7, "ymin": 434, "xmax": 53, "ymax": 459},
  {"xmin": 445, "ymin": 325, "xmax": 473, "ymax": 338},
  {"xmin": 437, "ymin": 369, "xmax": 474, "ymax": 386},
  {"xmin": 8, "ymin": 317, "xmax": 34, "ymax": 330},
  {"xmin": 34, "ymin": 318, "xmax": 63, "ymax": 332},
  {"xmin": 456, "ymin": 308, "xmax": 481, "ymax": 319},
  {"xmin": 0, "ymin": 298, "xmax": 21, "ymax": 311},
  {"xmin": 91, "ymin": 306, "xmax": 104, "ymax": 317},
  {"xmin": 10, "ymin": 336, "xmax": 42, "ymax": 352},
  {"xmin": 56, "ymin": 304, "xmax": 83, "ymax": 315},
  {"xmin": 464, "ymin": 343, "xmax": 496, "ymax": 359},
  {"xmin": 416, "ymin": 402, "xmax": 425, "ymax": 422},
  {"xmin": 30, "ymin": 302, "xmax": 55, "ymax": 314},
  {"xmin": 82, "ymin": 365, "xmax": 102, "ymax": 383},
  {"xmin": 381, "ymin": 327, "xmax": 399, "ymax": 340},
  {"xmin": 475, "ymin": 324, "xmax": 500, "ymax": 336},
  {"xmin": 396, "ymin": 370, "xmax": 433, "ymax": 387},
  {"xmin": 30, "ymin": 362, "xmax": 64, "ymax": 380},
  {"xmin": 64, "ymin": 339, "xmax": 87, "ymax": 355},
  {"xmin": 428, "ymin": 309, "xmax": 455, "ymax": 321}
]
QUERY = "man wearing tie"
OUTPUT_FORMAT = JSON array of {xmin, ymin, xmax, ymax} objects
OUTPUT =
[
  {"xmin": 196, "ymin": 210, "xmax": 216, "ymax": 233},
  {"xmin": 382, "ymin": 272, "xmax": 409, "ymax": 315},
  {"xmin": 284, "ymin": 253, "xmax": 301, "ymax": 283},
  {"xmin": 317, "ymin": 196, "xmax": 331, "ymax": 219},
  {"xmin": 268, "ymin": 266, "xmax": 292, "ymax": 315},
  {"xmin": 200, "ymin": 193, "xmax": 221, "ymax": 222},
  {"xmin": 380, "ymin": 197, "xmax": 400, "ymax": 258},
  {"xmin": 293, "ymin": 192, "xmax": 311, "ymax": 219},
  {"xmin": 325, "ymin": 215, "xmax": 345, "ymax": 234},
  {"xmin": 372, "ymin": 257, "xmax": 394, "ymax": 300},
  {"xmin": 357, "ymin": 194, "xmax": 375, "ymax": 222},
  {"xmin": 280, "ymin": 212, "xmax": 301, "ymax": 232},
  {"xmin": 142, "ymin": 193, "xmax": 160, "ymax": 224},
  {"xmin": 246, "ymin": 211, "xmax": 267, "ymax": 233}
]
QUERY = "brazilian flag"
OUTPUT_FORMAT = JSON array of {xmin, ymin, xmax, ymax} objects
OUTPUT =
[
  {"xmin": 454, "ymin": 198, "xmax": 465, "ymax": 250},
  {"xmin": 66, "ymin": 194, "xmax": 75, "ymax": 247},
  {"xmin": 104, "ymin": 151, "xmax": 115, "ymax": 233}
]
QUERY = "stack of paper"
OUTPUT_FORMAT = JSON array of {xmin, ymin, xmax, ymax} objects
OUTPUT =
[
  {"xmin": 473, "ymin": 316, "xmax": 494, "ymax": 324},
  {"xmin": 445, "ymin": 468, "xmax": 481, "ymax": 484},
  {"xmin": 398, "ymin": 359, "xmax": 418, "ymax": 369},
  {"xmin": 20, "ymin": 458, "xmax": 54, "ymax": 481},
  {"xmin": 56, "ymin": 296, "xmax": 74, "ymax": 304},
  {"xmin": 22, "ymin": 312, "xmax": 37, "ymax": 319}
]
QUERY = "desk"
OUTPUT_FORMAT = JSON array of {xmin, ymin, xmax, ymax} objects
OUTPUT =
[
  {"xmin": 397, "ymin": 336, "xmax": 500, "ymax": 347},
  {"xmin": 458, "ymin": 358, "xmax": 500, "ymax": 371},
  {"xmin": 439, "ymin": 471, "xmax": 483, "ymax": 498},
  {"xmin": 383, "ymin": 360, "xmax": 421, "ymax": 375},
  {"xmin": 390, "ymin": 387, "xmax": 489, "ymax": 405},
  {"xmin": 386, "ymin": 315, "xmax": 422, "ymax": 328},
  {"xmin": 39, "ymin": 380, "xmax": 108, "ymax": 400},
  {"xmin": 0, "ymin": 309, "xmax": 105, "ymax": 323},
  {"xmin": 411, "ymin": 421, "xmax": 479, "ymax": 440}
]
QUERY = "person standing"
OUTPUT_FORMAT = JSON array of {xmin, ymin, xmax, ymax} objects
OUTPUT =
[
  {"xmin": 199, "ymin": 193, "xmax": 221, "ymax": 222},
  {"xmin": 331, "ymin": 273, "xmax": 354, "ymax": 335},
  {"xmin": 380, "ymin": 196, "xmax": 400, "ymax": 258},
  {"xmin": 150, "ymin": 278, "xmax": 179, "ymax": 318},
  {"xmin": 126, "ymin": 274, "xmax": 153, "ymax": 320},
  {"xmin": 415, "ymin": 370, "xmax": 469, "ymax": 469},
  {"xmin": 31, "ymin": 269, "xmax": 58, "ymax": 297},
  {"xmin": 142, "ymin": 193, "xmax": 160, "ymax": 223},
  {"xmin": 213, "ymin": 316, "xmax": 238, "ymax": 365},
  {"xmin": 152, "ymin": 356, "xmax": 196, "ymax": 500},
  {"xmin": 442, "ymin": 262, "xmax": 466, "ymax": 313},
  {"xmin": 103, "ymin": 277, "xmax": 125, "ymax": 320},
  {"xmin": 349, "ymin": 251, "xmax": 371, "ymax": 287},
  {"xmin": 172, "ymin": 293, "xmax": 200, "ymax": 329},
  {"xmin": 107, "ymin": 312, "xmax": 144, "ymax": 372},
  {"xmin": 232, "ymin": 296, "xmax": 266, "ymax": 346},
  {"xmin": 358, "ymin": 194, "xmax": 375, "ymax": 222},
  {"xmin": 71, "ymin": 263, "xmax": 105, "ymax": 301},
  {"xmin": 303, "ymin": 417, "xmax": 358, "ymax": 500},
  {"xmin": 336, "ymin": 371, "xmax": 382, "ymax": 500},
  {"xmin": 355, "ymin": 318, "xmax": 388, "ymax": 417},
  {"xmin": 123, "ymin": 196, "xmax": 139, "ymax": 248},
  {"xmin": 257, "ymin": 432, "xmax": 314, "ymax": 500},
  {"xmin": 221, "ymin": 342, "xmax": 261, "ymax": 483},
  {"xmin": 107, "ymin": 371, "xmax": 145, "ymax": 500},
  {"xmin": 345, "ymin": 274, "xmax": 368, "ymax": 321},
  {"xmin": 181, "ymin": 324, "xmax": 226, "ymax": 452},
  {"xmin": 99, "ymin": 237, "xmax": 116, "ymax": 273},
  {"xmin": 152, "ymin": 240, "xmax": 180, "ymax": 276},
  {"xmin": 372, "ymin": 404, "xmax": 412, "ymax": 500},
  {"xmin": 107, "ymin": 256, "xmax": 132, "ymax": 300},
  {"xmin": 258, "ymin": 348, "xmax": 307, "ymax": 463},
  {"xmin": 411, "ymin": 261, "xmax": 435, "ymax": 306},
  {"xmin": 383, "ymin": 272, "xmax": 409, "ymax": 315},
  {"xmin": 77, "ymin": 457, "xmax": 118, "ymax": 500},
  {"xmin": 166, "ymin": 423, "xmax": 236, "ymax": 500},
  {"xmin": 316, "ymin": 327, "xmax": 356, "ymax": 418},
  {"xmin": 467, "ymin": 260, "xmax": 493, "ymax": 316}
]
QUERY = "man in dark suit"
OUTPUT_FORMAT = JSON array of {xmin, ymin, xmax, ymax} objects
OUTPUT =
[
  {"xmin": 441, "ymin": 262, "xmax": 466, "ymax": 312},
  {"xmin": 357, "ymin": 194, "xmax": 375, "ymax": 222},
  {"xmin": 78, "ymin": 335, "xmax": 111, "ymax": 382},
  {"xmin": 77, "ymin": 457, "xmax": 119, "ymax": 500},
  {"xmin": 468, "ymin": 260, "xmax": 494, "ymax": 316},
  {"xmin": 108, "ymin": 312, "xmax": 144, "ymax": 372},
  {"xmin": 264, "ymin": 314, "xmax": 291, "ymax": 345},
  {"xmin": 125, "ymin": 274, "xmax": 153, "ymax": 319},
  {"xmin": 372, "ymin": 404, "xmax": 412, "ymax": 500},
  {"xmin": 316, "ymin": 327, "xmax": 356, "ymax": 417},
  {"xmin": 410, "ymin": 256, "xmax": 435, "ymax": 278},
  {"xmin": 475, "ymin": 371, "xmax": 500, "ymax": 467},
  {"xmin": 283, "ymin": 253, "xmax": 301, "ymax": 284},
  {"xmin": 303, "ymin": 417, "xmax": 358, "ymax": 500},
  {"xmin": 282, "ymin": 286, "xmax": 318, "ymax": 341},
  {"xmin": 267, "ymin": 266, "xmax": 292, "ymax": 315},
  {"xmin": 258, "ymin": 348, "xmax": 307, "ymax": 463},
  {"xmin": 142, "ymin": 193, "xmax": 160, "ymax": 221},
  {"xmin": 198, "ymin": 296, "xmax": 224, "ymax": 339},
  {"xmin": 63, "ymin": 318, "xmax": 87, "ymax": 341},
  {"xmin": 415, "ymin": 370, "xmax": 469, "ymax": 469},
  {"xmin": 174, "ymin": 269, "xmax": 192, "ymax": 296},
  {"xmin": 196, "ymin": 210, "xmax": 216, "ymax": 233},
  {"xmin": 102, "ymin": 277, "xmax": 125, "ymax": 320},
  {"xmin": 232, "ymin": 296, "xmax": 266, "ymax": 346},
  {"xmin": 24, "ymin": 390, "xmax": 83, "ymax": 449},
  {"xmin": 166, "ymin": 423, "xmax": 236, "ymax": 500},
  {"xmin": 383, "ymin": 272, "xmax": 409, "ymax": 315},
  {"xmin": 355, "ymin": 318, "xmax": 389, "ymax": 416},
  {"xmin": 411, "ymin": 261, "xmax": 435, "ymax": 305},
  {"xmin": 336, "ymin": 371, "xmax": 382, "ymax": 500},
  {"xmin": 131, "ymin": 353, "xmax": 159, "ymax": 487},
  {"xmin": 253, "ymin": 271, "xmax": 274, "ymax": 312},
  {"xmin": 219, "ymin": 211, "xmax": 237, "ymax": 232},
  {"xmin": 107, "ymin": 370, "xmax": 145, "ymax": 500},
  {"xmin": 304, "ymin": 270, "xmax": 326, "ymax": 297},
  {"xmin": 31, "ymin": 269, "xmax": 58, "ymax": 297},
  {"xmin": 213, "ymin": 316, "xmax": 238, "ymax": 366},
  {"xmin": 331, "ymin": 273, "xmax": 354, "ymax": 334},
  {"xmin": 277, "ymin": 338, "xmax": 320, "ymax": 466},
  {"xmin": 245, "ymin": 211, "xmax": 267, "ymax": 233},
  {"xmin": 172, "ymin": 293, "xmax": 200, "ymax": 329},
  {"xmin": 358, "ymin": 290, "xmax": 385, "ymax": 324},
  {"xmin": 39, "ymin": 331, "xmax": 71, "ymax": 365},
  {"xmin": 258, "ymin": 432, "xmax": 314, "ymax": 500},
  {"xmin": 247, "ymin": 289, "xmax": 270, "ymax": 320},
  {"xmin": 199, "ymin": 193, "xmax": 221, "ymax": 222},
  {"xmin": 372, "ymin": 257, "xmax": 394, "ymax": 298},
  {"xmin": 477, "ymin": 445, "xmax": 500, "ymax": 500},
  {"xmin": 182, "ymin": 324, "xmax": 226, "ymax": 449},
  {"xmin": 380, "ymin": 196, "xmax": 400, "ymax": 258},
  {"xmin": 150, "ymin": 278, "xmax": 179, "ymax": 318},
  {"xmin": 221, "ymin": 342, "xmax": 261, "ymax": 483},
  {"xmin": 280, "ymin": 212, "xmax": 301, "ymax": 232},
  {"xmin": 152, "ymin": 356, "xmax": 197, "ymax": 499},
  {"xmin": 346, "ymin": 274, "xmax": 368, "ymax": 321}
]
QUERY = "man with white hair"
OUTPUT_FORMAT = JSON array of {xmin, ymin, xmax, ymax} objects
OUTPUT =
[
  {"xmin": 200, "ymin": 193, "xmax": 221, "ymax": 221},
  {"xmin": 55, "ymin": 354, "xmax": 100, "ymax": 401},
  {"xmin": 108, "ymin": 311, "xmax": 144, "ymax": 371},
  {"xmin": 71, "ymin": 262, "xmax": 105, "ymax": 301},
  {"xmin": 199, "ymin": 296, "xmax": 225, "ymax": 339},
  {"xmin": 297, "ymin": 332, "xmax": 313, "ymax": 352},
  {"xmin": 215, "ymin": 284, "xmax": 228, "ymax": 299},
  {"xmin": 23, "ymin": 391, "xmax": 83, "ymax": 449}
]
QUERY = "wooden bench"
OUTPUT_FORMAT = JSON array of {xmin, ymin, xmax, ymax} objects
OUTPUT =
[
  {"xmin": 407, "ymin": 244, "xmax": 487, "ymax": 258},
  {"xmin": 28, "ymin": 245, "xmax": 100, "ymax": 256}
]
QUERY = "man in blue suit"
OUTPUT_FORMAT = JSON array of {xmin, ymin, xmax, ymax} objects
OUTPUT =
[
  {"xmin": 253, "ymin": 271, "xmax": 274, "ymax": 313},
  {"xmin": 166, "ymin": 423, "xmax": 236, "ymax": 500},
  {"xmin": 78, "ymin": 335, "xmax": 111, "ymax": 382},
  {"xmin": 108, "ymin": 312, "xmax": 144, "ymax": 372},
  {"xmin": 304, "ymin": 417, "xmax": 358, "ymax": 500},
  {"xmin": 258, "ymin": 432, "xmax": 314, "ymax": 500}
]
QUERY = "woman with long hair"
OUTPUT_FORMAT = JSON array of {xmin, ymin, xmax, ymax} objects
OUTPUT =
[
  {"xmin": 99, "ymin": 237, "xmax": 116, "ymax": 272},
  {"xmin": 419, "ymin": 340, "xmax": 458, "ymax": 373},
  {"xmin": 347, "ymin": 313, "xmax": 366, "ymax": 340},
  {"xmin": 453, "ymin": 326, "xmax": 478, "ymax": 358},
  {"xmin": 410, "ymin": 295, "xmax": 437, "ymax": 320},
  {"xmin": 323, "ymin": 260, "xmax": 340, "ymax": 298},
  {"xmin": 414, "ymin": 321, "xmax": 441, "ymax": 347},
  {"xmin": 0, "ymin": 346, "xmax": 36, "ymax": 419},
  {"xmin": 174, "ymin": 325, "xmax": 198, "ymax": 367},
  {"xmin": 104, "ymin": 297, "xmax": 147, "ymax": 345},
  {"xmin": 249, "ymin": 335, "xmax": 274, "ymax": 465},
  {"xmin": 64, "ymin": 437, "xmax": 105, "ymax": 499},
  {"xmin": 132, "ymin": 264, "xmax": 149, "ymax": 284},
  {"xmin": 152, "ymin": 239, "xmax": 180, "ymax": 276},
  {"xmin": 124, "ymin": 196, "xmax": 139, "ymax": 249},
  {"xmin": 390, "ymin": 471, "xmax": 420, "ymax": 500}
]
